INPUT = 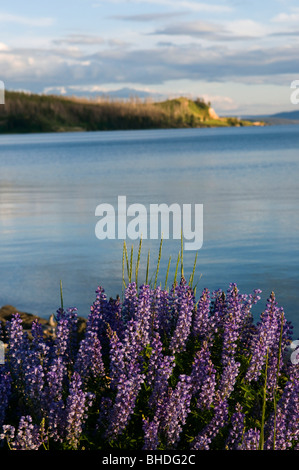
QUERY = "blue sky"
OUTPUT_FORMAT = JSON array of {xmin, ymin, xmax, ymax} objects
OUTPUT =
[{"xmin": 0, "ymin": 0, "xmax": 299, "ymax": 115}]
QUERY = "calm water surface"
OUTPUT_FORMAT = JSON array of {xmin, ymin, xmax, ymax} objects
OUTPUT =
[{"xmin": 0, "ymin": 125, "xmax": 298, "ymax": 336}]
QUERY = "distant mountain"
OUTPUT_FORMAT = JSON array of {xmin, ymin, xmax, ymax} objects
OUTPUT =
[
  {"xmin": 271, "ymin": 110, "xmax": 299, "ymax": 120},
  {"xmin": 45, "ymin": 87, "xmax": 164, "ymax": 101},
  {"xmin": 241, "ymin": 109, "xmax": 299, "ymax": 125},
  {"xmin": 96, "ymin": 87, "xmax": 163, "ymax": 100}
]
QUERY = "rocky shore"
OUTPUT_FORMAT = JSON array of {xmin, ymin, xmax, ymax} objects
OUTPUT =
[{"xmin": 0, "ymin": 304, "xmax": 87, "ymax": 343}]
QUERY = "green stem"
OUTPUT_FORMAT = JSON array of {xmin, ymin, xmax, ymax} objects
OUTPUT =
[
  {"xmin": 164, "ymin": 255, "xmax": 171, "ymax": 290},
  {"xmin": 129, "ymin": 244, "xmax": 133, "ymax": 284},
  {"xmin": 135, "ymin": 236, "xmax": 142, "ymax": 287},
  {"xmin": 145, "ymin": 249, "xmax": 150, "ymax": 286},
  {"xmin": 180, "ymin": 229, "xmax": 184, "ymax": 278},
  {"xmin": 60, "ymin": 280, "xmax": 64, "ymax": 312},
  {"xmin": 173, "ymin": 251, "xmax": 180, "ymax": 286},
  {"xmin": 154, "ymin": 236, "xmax": 163, "ymax": 289},
  {"xmin": 189, "ymin": 252, "xmax": 198, "ymax": 288},
  {"xmin": 122, "ymin": 241, "xmax": 126, "ymax": 294},
  {"xmin": 273, "ymin": 311, "xmax": 284, "ymax": 450},
  {"xmin": 259, "ymin": 347, "xmax": 269, "ymax": 450}
]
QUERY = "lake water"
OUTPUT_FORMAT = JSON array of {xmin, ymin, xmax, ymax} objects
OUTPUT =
[{"xmin": 0, "ymin": 125, "xmax": 299, "ymax": 337}]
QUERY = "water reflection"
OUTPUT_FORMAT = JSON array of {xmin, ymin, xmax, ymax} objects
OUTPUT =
[{"xmin": 0, "ymin": 126, "xmax": 298, "ymax": 336}]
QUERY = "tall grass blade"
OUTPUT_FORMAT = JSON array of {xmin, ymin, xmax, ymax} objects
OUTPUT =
[
  {"xmin": 181, "ymin": 229, "xmax": 184, "ymax": 278},
  {"xmin": 273, "ymin": 310, "xmax": 284, "ymax": 450},
  {"xmin": 173, "ymin": 251, "xmax": 180, "ymax": 286},
  {"xmin": 189, "ymin": 252, "xmax": 198, "ymax": 288},
  {"xmin": 164, "ymin": 255, "xmax": 171, "ymax": 290},
  {"xmin": 145, "ymin": 249, "xmax": 150, "ymax": 286},
  {"xmin": 60, "ymin": 280, "xmax": 64, "ymax": 312},
  {"xmin": 129, "ymin": 244, "xmax": 133, "ymax": 284},
  {"xmin": 154, "ymin": 236, "xmax": 163, "ymax": 289},
  {"xmin": 259, "ymin": 347, "xmax": 269, "ymax": 450},
  {"xmin": 135, "ymin": 236, "xmax": 142, "ymax": 287},
  {"xmin": 124, "ymin": 240, "xmax": 129, "ymax": 281},
  {"xmin": 122, "ymin": 241, "xmax": 126, "ymax": 293}
]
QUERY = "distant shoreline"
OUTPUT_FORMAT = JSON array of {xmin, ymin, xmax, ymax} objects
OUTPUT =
[{"xmin": 0, "ymin": 91, "xmax": 265, "ymax": 135}]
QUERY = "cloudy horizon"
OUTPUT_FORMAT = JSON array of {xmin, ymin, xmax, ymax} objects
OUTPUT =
[{"xmin": 1, "ymin": 0, "xmax": 299, "ymax": 115}]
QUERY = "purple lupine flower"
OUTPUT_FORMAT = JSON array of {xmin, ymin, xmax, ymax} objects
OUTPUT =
[
  {"xmin": 106, "ymin": 359, "xmax": 145, "ymax": 439},
  {"xmin": 106, "ymin": 295, "xmax": 124, "ymax": 338},
  {"xmin": 264, "ymin": 405, "xmax": 289, "ymax": 450},
  {"xmin": 209, "ymin": 289, "xmax": 226, "ymax": 335},
  {"xmin": 220, "ymin": 284, "xmax": 261, "ymax": 365},
  {"xmin": 44, "ymin": 355, "xmax": 67, "ymax": 402},
  {"xmin": 284, "ymin": 369, "xmax": 299, "ymax": 448},
  {"xmin": 221, "ymin": 283, "xmax": 246, "ymax": 365},
  {"xmin": 245, "ymin": 292, "xmax": 290, "ymax": 384},
  {"xmin": 239, "ymin": 428, "xmax": 260, "ymax": 450},
  {"xmin": 192, "ymin": 288, "xmax": 211, "ymax": 339},
  {"xmin": 106, "ymin": 316, "xmax": 147, "ymax": 439},
  {"xmin": 54, "ymin": 307, "xmax": 78, "ymax": 364},
  {"xmin": 142, "ymin": 416, "xmax": 160, "ymax": 450},
  {"xmin": 265, "ymin": 309, "xmax": 292, "ymax": 398},
  {"xmin": 0, "ymin": 424, "xmax": 15, "ymax": 448},
  {"xmin": 122, "ymin": 282, "xmax": 138, "ymax": 323},
  {"xmin": 146, "ymin": 331, "xmax": 163, "ymax": 389},
  {"xmin": 192, "ymin": 393, "xmax": 229, "ymax": 450},
  {"xmin": 47, "ymin": 400, "xmax": 66, "ymax": 443},
  {"xmin": 65, "ymin": 371, "xmax": 94, "ymax": 449},
  {"xmin": 1, "ymin": 415, "xmax": 43, "ymax": 450},
  {"xmin": 6, "ymin": 313, "xmax": 29, "ymax": 381},
  {"xmin": 121, "ymin": 318, "xmax": 142, "ymax": 364},
  {"xmin": 30, "ymin": 320, "xmax": 50, "ymax": 368},
  {"xmin": 238, "ymin": 289, "xmax": 262, "ymax": 356},
  {"xmin": 218, "ymin": 357, "xmax": 240, "ymax": 400},
  {"xmin": 74, "ymin": 329, "xmax": 105, "ymax": 386},
  {"xmin": 97, "ymin": 396, "xmax": 113, "ymax": 436},
  {"xmin": 53, "ymin": 312, "xmax": 71, "ymax": 359},
  {"xmin": 107, "ymin": 325, "xmax": 125, "ymax": 390},
  {"xmin": 148, "ymin": 353, "xmax": 175, "ymax": 411},
  {"xmin": 225, "ymin": 403, "xmax": 245, "ymax": 450},
  {"xmin": 149, "ymin": 287, "xmax": 163, "ymax": 335},
  {"xmin": 168, "ymin": 281, "xmax": 181, "ymax": 332},
  {"xmin": 23, "ymin": 363, "xmax": 45, "ymax": 413},
  {"xmin": 190, "ymin": 341, "xmax": 216, "ymax": 410},
  {"xmin": 135, "ymin": 284, "xmax": 152, "ymax": 347},
  {"xmin": 43, "ymin": 356, "xmax": 68, "ymax": 442},
  {"xmin": 145, "ymin": 331, "xmax": 175, "ymax": 397},
  {"xmin": 169, "ymin": 277, "xmax": 195, "ymax": 354},
  {"xmin": 121, "ymin": 295, "xmax": 152, "ymax": 367},
  {"xmin": 161, "ymin": 374, "xmax": 193, "ymax": 447},
  {"xmin": 0, "ymin": 370, "xmax": 11, "ymax": 428},
  {"xmin": 264, "ymin": 363, "xmax": 299, "ymax": 450},
  {"xmin": 86, "ymin": 286, "xmax": 105, "ymax": 335},
  {"xmin": 155, "ymin": 287, "xmax": 172, "ymax": 337}
]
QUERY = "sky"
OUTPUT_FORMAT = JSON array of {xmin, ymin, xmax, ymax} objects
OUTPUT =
[{"xmin": 0, "ymin": 0, "xmax": 299, "ymax": 115}]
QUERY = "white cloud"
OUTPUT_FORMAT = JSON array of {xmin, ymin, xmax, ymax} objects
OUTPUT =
[
  {"xmin": 0, "ymin": 12, "xmax": 54, "ymax": 27},
  {"xmin": 44, "ymin": 86, "xmax": 67, "ymax": 95},
  {"xmin": 0, "ymin": 42, "xmax": 9, "ymax": 51},
  {"xmin": 0, "ymin": 26, "xmax": 297, "ymax": 97},
  {"xmin": 200, "ymin": 94, "xmax": 238, "ymax": 111},
  {"xmin": 154, "ymin": 19, "xmax": 271, "ymax": 42},
  {"xmin": 226, "ymin": 20, "xmax": 268, "ymax": 39},
  {"xmin": 271, "ymin": 8, "xmax": 299, "ymax": 23},
  {"xmin": 93, "ymin": 0, "xmax": 232, "ymax": 13},
  {"xmin": 53, "ymin": 34, "xmax": 105, "ymax": 46}
]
